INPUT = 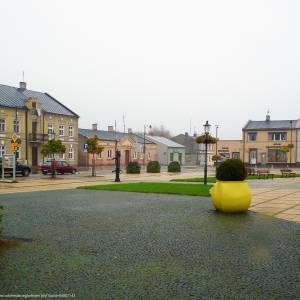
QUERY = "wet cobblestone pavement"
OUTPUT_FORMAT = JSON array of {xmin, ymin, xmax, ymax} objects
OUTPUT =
[{"xmin": 0, "ymin": 189, "xmax": 299, "ymax": 299}]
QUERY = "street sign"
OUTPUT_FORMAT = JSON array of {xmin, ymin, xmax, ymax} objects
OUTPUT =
[
  {"xmin": 11, "ymin": 143, "xmax": 18, "ymax": 151},
  {"xmin": 11, "ymin": 133, "xmax": 17, "ymax": 143}
]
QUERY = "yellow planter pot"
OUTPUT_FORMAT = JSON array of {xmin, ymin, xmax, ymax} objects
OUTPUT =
[{"xmin": 210, "ymin": 181, "xmax": 252, "ymax": 213}]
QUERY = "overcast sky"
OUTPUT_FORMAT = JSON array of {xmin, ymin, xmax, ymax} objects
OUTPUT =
[{"xmin": 1, "ymin": 0, "xmax": 300, "ymax": 139}]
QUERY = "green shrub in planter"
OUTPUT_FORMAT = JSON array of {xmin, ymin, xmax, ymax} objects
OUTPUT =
[
  {"xmin": 147, "ymin": 161, "xmax": 161, "ymax": 173},
  {"xmin": 216, "ymin": 159, "xmax": 247, "ymax": 181},
  {"xmin": 126, "ymin": 161, "xmax": 141, "ymax": 174},
  {"xmin": 168, "ymin": 161, "xmax": 181, "ymax": 172}
]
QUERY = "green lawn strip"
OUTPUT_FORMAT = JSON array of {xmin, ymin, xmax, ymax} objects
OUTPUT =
[
  {"xmin": 79, "ymin": 182, "xmax": 211, "ymax": 197},
  {"xmin": 171, "ymin": 174, "xmax": 300, "ymax": 182}
]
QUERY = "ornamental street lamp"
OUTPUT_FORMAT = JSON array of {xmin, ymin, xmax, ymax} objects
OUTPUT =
[
  {"xmin": 143, "ymin": 124, "xmax": 152, "ymax": 167},
  {"xmin": 203, "ymin": 120, "xmax": 211, "ymax": 185}
]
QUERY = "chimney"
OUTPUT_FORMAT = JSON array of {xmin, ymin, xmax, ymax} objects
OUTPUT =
[
  {"xmin": 266, "ymin": 111, "xmax": 270, "ymax": 122},
  {"xmin": 19, "ymin": 81, "xmax": 27, "ymax": 90},
  {"xmin": 92, "ymin": 123, "xmax": 98, "ymax": 130},
  {"xmin": 128, "ymin": 128, "xmax": 133, "ymax": 133},
  {"xmin": 185, "ymin": 132, "xmax": 189, "ymax": 136},
  {"xmin": 108, "ymin": 125, "xmax": 114, "ymax": 132},
  {"xmin": 193, "ymin": 132, "xmax": 197, "ymax": 137}
]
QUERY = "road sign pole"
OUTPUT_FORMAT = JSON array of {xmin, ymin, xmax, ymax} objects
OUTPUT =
[{"xmin": 13, "ymin": 154, "xmax": 16, "ymax": 182}]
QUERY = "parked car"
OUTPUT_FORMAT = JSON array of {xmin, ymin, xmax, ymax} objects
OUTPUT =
[
  {"xmin": 0, "ymin": 159, "xmax": 31, "ymax": 177},
  {"xmin": 40, "ymin": 160, "xmax": 77, "ymax": 175}
]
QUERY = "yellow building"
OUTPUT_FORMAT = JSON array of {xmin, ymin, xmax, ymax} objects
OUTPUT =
[
  {"xmin": 242, "ymin": 114, "xmax": 298, "ymax": 166},
  {"xmin": 0, "ymin": 82, "xmax": 79, "ymax": 171}
]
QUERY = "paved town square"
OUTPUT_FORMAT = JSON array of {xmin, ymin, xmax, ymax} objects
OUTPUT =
[{"xmin": 0, "ymin": 189, "xmax": 299, "ymax": 299}]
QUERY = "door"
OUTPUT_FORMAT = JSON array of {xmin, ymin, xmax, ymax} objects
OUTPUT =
[
  {"xmin": 178, "ymin": 153, "xmax": 182, "ymax": 164},
  {"xmin": 261, "ymin": 153, "xmax": 267, "ymax": 166},
  {"xmin": 249, "ymin": 149, "xmax": 257, "ymax": 165},
  {"xmin": 32, "ymin": 147, "xmax": 38, "ymax": 167},
  {"xmin": 125, "ymin": 150, "xmax": 130, "ymax": 166}
]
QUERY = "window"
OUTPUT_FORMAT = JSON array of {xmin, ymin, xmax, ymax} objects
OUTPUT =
[
  {"xmin": 47, "ymin": 153, "xmax": 53, "ymax": 159},
  {"xmin": 0, "ymin": 119, "xmax": 5, "ymax": 132},
  {"xmin": 170, "ymin": 152, "xmax": 174, "ymax": 161},
  {"xmin": 16, "ymin": 147, "xmax": 21, "ymax": 159},
  {"xmin": 133, "ymin": 152, "xmax": 138, "ymax": 159},
  {"xmin": 248, "ymin": 132, "xmax": 257, "ymax": 141},
  {"xmin": 59, "ymin": 125, "xmax": 64, "ymax": 137},
  {"xmin": 232, "ymin": 152, "xmax": 240, "ymax": 159},
  {"xmin": 268, "ymin": 132, "xmax": 287, "ymax": 141},
  {"xmin": 0, "ymin": 145, "xmax": 5, "ymax": 157},
  {"xmin": 58, "ymin": 153, "xmax": 65, "ymax": 159},
  {"xmin": 97, "ymin": 152, "xmax": 102, "ymax": 159},
  {"xmin": 68, "ymin": 146, "xmax": 74, "ymax": 160},
  {"xmin": 147, "ymin": 152, "xmax": 151, "ymax": 160},
  {"xmin": 69, "ymin": 126, "xmax": 74, "ymax": 137},
  {"xmin": 13, "ymin": 119, "xmax": 20, "ymax": 133},
  {"xmin": 108, "ymin": 149, "xmax": 112, "ymax": 158},
  {"xmin": 268, "ymin": 148, "xmax": 287, "ymax": 163},
  {"xmin": 32, "ymin": 102, "xmax": 36, "ymax": 108},
  {"xmin": 48, "ymin": 124, "xmax": 54, "ymax": 139}
]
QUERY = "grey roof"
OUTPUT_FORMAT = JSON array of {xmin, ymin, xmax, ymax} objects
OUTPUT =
[
  {"xmin": 0, "ymin": 83, "xmax": 78, "ymax": 117},
  {"xmin": 79, "ymin": 128, "xmax": 155, "ymax": 144},
  {"xmin": 146, "ymin": 135, "xmax": 185, "ymax": 148},
  {"xmin": 243, "ymin": 120, "xmax": 297, "ymax": 131}
]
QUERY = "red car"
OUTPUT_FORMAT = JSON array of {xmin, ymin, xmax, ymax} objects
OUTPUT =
[{"xmin": 40, "ymin": 160, "xmax": 77, "ymax": 175}]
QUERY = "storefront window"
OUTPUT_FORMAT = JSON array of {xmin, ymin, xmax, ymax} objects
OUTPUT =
[{"xmin": 268, "ymin": 148, "xmax": 287, "ymax": 163}]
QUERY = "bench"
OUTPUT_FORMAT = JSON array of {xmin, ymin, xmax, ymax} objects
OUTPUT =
[
  {"xmin": 246, "ymin": 168, "xmax": 256, "ymax": 176},
  {"xmin": 257, "ymin": 169, "xmax": 275, "ymax": 179},
  {"xmin": 280, "ymin": 169, "xmax": 296, "ymax": 178}
]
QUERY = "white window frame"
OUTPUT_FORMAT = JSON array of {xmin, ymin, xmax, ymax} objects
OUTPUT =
[
  {"xmin": 108, "ymin": 149, "xmax": 112, "ymax": 159},
  {"xmin": 0, "ymin": 119, "xmax": 6, "ymax": 132},
  {"xmin": 69, "ymin": 126, "xmax": 74, "ymax": 137},
  {"xmin": 13, "ymin": 119, "xmax": 20, "ymax": 133},
  {"xmin": 68, "ymin": 145, "xmax": 74, "ymax": 160},
  {"xmin": 59, "ymin": 124, "xmax": 65, "ymax": 137},
  {"xmin": 58, "ymin": 153, "xmax": 65, "ymax": 160},
  {"xmin": 48, "ymin": 124, "xmax": 54, "ymax": 139},
  {"xmin": 16, "ymin": 147, "xmax": 21, "ymax": 160},
  {"xmin": 133, "ymin": 151, "xmax": 138, "ymax": 159},
  {"xmin": 147, "ymin": 152, "xmax": 151, "ymax": 160},
  {"xmin": 96, "ymin": 151, "xmax": 102, "ymax": 159},
  {"xmin": 0, "ymin": 145, "xmax": 5, "ymax": 157}
]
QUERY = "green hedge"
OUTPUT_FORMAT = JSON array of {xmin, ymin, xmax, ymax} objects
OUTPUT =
[
  {"xmin": 147, "ymin": 161, "xmax": 161, "ymax": 173},
  {"xmin": 126, "ymin": 162, "xmax": 141, "ymax": 174},
  {"xmin": 216, "ymin": 159, "xmax": 247, "ymax": 181},
  {"xmin": 168, "ymin": 161, "xmax": 181, "ymax": 172}
]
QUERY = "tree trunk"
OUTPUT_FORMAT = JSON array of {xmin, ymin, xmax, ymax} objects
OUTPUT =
[
  {"xmin": 51, "ymin": 157, "xmax": 56, "ymax": 179},
  {"xmin": 92, "ymin": 154, "xmax": 96, "ymax": 177}
]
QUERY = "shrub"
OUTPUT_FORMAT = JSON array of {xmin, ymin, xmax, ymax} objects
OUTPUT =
[
  {"xmin": 212, "ymin": 154, "xmax": 222, "ymax": 162},
  {"xmin": 216, "ymin": 159, "xmax": 247, "ymax": 181},
  {"xmin": 147, "ymin": 161, "xmax": 161, "ymax": 173},
  {"xmin": 168, "ymin": 161, "xmax": 181, "ymax": 172},
  {"xmin": 126, "ymin": 161, "xmax": 141, "ymax": 174}
]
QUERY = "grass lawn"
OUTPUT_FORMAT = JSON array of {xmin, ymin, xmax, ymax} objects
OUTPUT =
[
  {"xmin": 79, "ymin": 182, "xmax": 212, "ymax": 196},
  {"xmin": 171, "ymin": 174, "xmax": 300, "ymax": 183}
]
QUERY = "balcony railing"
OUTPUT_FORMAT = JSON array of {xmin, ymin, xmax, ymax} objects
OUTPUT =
[{"xmin": 28, "ymin": 133, "xmax": 50, "ymax": 143}]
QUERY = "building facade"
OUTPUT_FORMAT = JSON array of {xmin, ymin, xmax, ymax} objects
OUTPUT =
[
  {"xmin": 146, "ymin": 135, "xmax": 185, "ymax": 165},
  {"xmin": 78, "ymin": 125, "xmax": 157, "ymax": 167},
  {"xmin": 0, "ymin": 82, "xmax": 79, "ymax": 171},
  {"xmin": 171, "ymin": 133, "xmax": 215, "ymax": 166},
  {"xmin": 216, "ymin": 140, "xmax": 243, "ymax": 161},
  {"xmin": 242, "ymin": 115, "xmax": 298, "ymax": 166}
]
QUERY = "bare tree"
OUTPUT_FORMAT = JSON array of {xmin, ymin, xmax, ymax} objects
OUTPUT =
[{"xmin": 148, "ymin": 125, "xmax": 172, "ymax": 138}]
